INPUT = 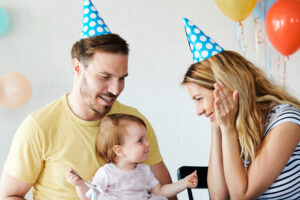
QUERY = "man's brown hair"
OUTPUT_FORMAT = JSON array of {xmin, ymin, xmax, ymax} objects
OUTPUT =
[{"xmin": 71, "ymin": 33, "xmax": 129, "ymax": 67}]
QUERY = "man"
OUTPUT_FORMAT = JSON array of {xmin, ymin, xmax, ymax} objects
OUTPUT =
[{"xmin": 0, "ymin": 0, "xmax": 176, "ymax": 199}]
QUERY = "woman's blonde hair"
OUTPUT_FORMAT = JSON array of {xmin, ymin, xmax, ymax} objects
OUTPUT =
[
  {"xmin": 96, "ymin": 113, "xmax": 146, "ymax": 163},
  {"xmin": 182, "ymin": 50, "xmax": 300, "ymax": 161}
]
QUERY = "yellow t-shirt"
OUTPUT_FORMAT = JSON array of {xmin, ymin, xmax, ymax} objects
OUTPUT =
[{"xmin": 4, "ymin": 94, "xmax": 162, "ymax": 200}]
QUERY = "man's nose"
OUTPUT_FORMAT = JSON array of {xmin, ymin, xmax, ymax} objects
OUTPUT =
[{"xmin": 108, "ymin": 79, "xmax": 123, "ymax": 96}]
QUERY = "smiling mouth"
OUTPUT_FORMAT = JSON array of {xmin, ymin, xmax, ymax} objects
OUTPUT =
[{"xmin": 100, "ymin": 95, "xmax": 115, "ymax": 103}]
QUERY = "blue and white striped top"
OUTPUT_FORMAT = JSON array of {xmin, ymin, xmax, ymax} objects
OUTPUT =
[{"xmin": 245, "ymin": 104, "xmax": 300, "ymax": 199}]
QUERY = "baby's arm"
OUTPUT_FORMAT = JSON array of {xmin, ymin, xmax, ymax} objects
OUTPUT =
[
  {"xmin": 151, "ymin": 170, "xmax": 198, "ymax": 198},
  {"xmin": 65, "ymin": 168, "xmax": 90, "ymax": 200}
]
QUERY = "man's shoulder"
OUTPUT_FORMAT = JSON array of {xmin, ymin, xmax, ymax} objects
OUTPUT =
[
  {"xmin": 30, "ymin": 95, "xmax": 66, "ymax": 123},
  {"xmin": 13, "ymin": 95, "xmax": 67, "ymax": 146}
]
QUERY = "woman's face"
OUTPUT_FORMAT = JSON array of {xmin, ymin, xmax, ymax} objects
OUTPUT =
[{"xmin": 186, "ymin": 82, "xmax": 215, "ymax": 122}]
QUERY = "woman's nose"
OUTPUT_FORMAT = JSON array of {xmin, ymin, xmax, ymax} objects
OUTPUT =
[{"xmin": 196, "ymin": 104, "xmax": 204, "ymax": 116}]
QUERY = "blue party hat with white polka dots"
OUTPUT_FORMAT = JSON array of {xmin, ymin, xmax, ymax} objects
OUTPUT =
[
  {"xmin": 183, "ymin": 17, "xmax": 224, "ymax": 63},
  {"xmin": 81, "ymin": 0, "xmax": 111, "ymax": 38}
]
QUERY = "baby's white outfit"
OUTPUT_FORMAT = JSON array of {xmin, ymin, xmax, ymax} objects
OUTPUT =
[{"xmin": 91, "ymin": 163, "xmax": 167, "ymax": 200}]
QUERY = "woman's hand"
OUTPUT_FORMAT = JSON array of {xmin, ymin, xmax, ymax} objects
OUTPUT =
[
  {"xmin": 211, "ymin": 116, "xmax": 220, "ymax": 131},
  {"xmin": 213, "ymin": 82, "xmax": 238, "ymax": 132}
]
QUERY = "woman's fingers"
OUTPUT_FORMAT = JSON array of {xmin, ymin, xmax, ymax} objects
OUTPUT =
[
  {"xmin": 214, "ymin": 83, "xmax": 225, "ymax": 113},
  {"xmin": 216, "ymin": 82, "xmax": 238, "ymax": 111},
  {"xmin": 233, "ymin": 90, "xmax": 239, "ymax": 106},
  {"xmin": 213, "ymin": 82, "xmax": 240, "ymax": 129},
  {"xmin": 219, "ymin": 82, "xmax": 235, "ymax": 108}
]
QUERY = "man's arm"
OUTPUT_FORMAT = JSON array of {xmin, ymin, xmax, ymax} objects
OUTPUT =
[
  {"xmin": 0, "ymin": 171, "xmax": 32, "ymax": 200},
  {"xmin": 151, "ymin": 161, "xmax": 178, "ymax": 200}
]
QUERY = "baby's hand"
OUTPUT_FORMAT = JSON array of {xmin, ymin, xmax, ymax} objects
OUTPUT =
[
  {"xmin": 184, "ymin": 170, "xmax": 198, "ymax": 188},
  {"xmin": 65, "ymin": 168, "xmax": 84, "ymax": 186}
]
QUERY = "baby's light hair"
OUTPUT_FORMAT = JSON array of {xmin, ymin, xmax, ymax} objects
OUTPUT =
[{"xmin": 96, "ymin": 113, "xmax": 147, "ymax": 163}]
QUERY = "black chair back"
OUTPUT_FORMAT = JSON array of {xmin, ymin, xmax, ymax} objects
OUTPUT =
[{"xmin": 177, "ymin": 166, "xmax": 208, "ymax": 200}]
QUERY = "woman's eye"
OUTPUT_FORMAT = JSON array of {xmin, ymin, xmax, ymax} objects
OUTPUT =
[{"xmin": 195, "ymin": 98, "xmax": 202, "ymax": 102}]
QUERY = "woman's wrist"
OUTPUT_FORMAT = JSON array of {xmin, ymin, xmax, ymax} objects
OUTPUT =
[
  {"xmin": 211, "ymin": 122, "xmax": 221, "ymax": 133},
  {"xmin": 220, "ymin": 125, "xmax": 236, "ymax": 135}
]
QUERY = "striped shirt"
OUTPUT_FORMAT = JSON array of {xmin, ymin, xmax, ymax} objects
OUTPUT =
[{"xmin": 245, "ymin": 104, "xmax": 300, "ymax": 199}]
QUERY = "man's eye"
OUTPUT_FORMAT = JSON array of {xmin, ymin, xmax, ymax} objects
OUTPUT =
[{"xmin": 99, "ymin": 76, "xmax": 109, "ymax": 79}]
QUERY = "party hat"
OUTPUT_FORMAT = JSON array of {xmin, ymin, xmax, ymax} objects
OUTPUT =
[
  {"xmin": 81, "ymin": 0, "xmax": 111, "ymax": 38},
  {"xmin": 183, "ymin": 17, "xmax": 224, "ymax": 63}
]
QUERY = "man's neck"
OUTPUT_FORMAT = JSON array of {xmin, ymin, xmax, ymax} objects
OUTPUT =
[{"xmin": 67, "ymin": 91, "xmax": 104, "ymax": 121}]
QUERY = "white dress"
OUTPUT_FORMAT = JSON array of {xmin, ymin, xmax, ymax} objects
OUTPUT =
[{"xmin": 91, "ymin": 163, "xmax": 167, "ymax": 200}]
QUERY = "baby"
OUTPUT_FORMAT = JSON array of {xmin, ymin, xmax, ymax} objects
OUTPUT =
[{"xmin": 66, "ymin": 113, "xmax": 198, "ymax": 199}]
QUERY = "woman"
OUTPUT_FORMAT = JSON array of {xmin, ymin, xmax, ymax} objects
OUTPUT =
[{"xmin": 182, "ymin": 18, "xmax": 300, "ymax": 200}]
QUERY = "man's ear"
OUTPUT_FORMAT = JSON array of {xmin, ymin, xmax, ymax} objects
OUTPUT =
[
  {"xmin": 72, "ymin": 58, "xmax": 83, "ymax": 75},
  {"xmin": 113, "ymin": 145, "xmax": 124, "ymax": 158}
]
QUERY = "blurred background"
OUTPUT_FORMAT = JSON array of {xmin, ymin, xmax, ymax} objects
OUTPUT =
[{"xmin": 1, "ymin": 0, "xmax": 299, "ymax": 199}]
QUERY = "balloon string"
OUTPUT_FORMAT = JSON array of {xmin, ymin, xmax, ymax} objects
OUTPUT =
[
  {"xmin": 254, "ymin": 17, "xmax": 265, "ymax": 66},
  {"xmin": 239, "ymin": 22, "xmax": 247, "ymax": 57},
  {"xmin": 267, "ymin": 42, "xmax": 273, "ymax": 80},
  {"xmin": 263, "ymin": 0, "xmax": 267, "ymax": 20},
  {"xmin": 264, "ymin": 30, "xmax": 268, "ymax": 75},
  {"xmin": 277, "ymin": 54, "xmax": 281, "ymax": 82},
  {"xmin": 256, "ymin": 0, "xmax": 271, "ymax": 77},
  {"xmin": 282, "ymin": 56, "xmax": 289, "ymax": 89},
  {"xmin": 235, "ymin": 22, "xmax": 242, "ymax": 53},
  {"xmin": 259, "ymin": 0, "xmax": 263, "ymax": 11},
  {"xmin": 254, "ymin": 18, "xmax": 260, "ymax": 62}
]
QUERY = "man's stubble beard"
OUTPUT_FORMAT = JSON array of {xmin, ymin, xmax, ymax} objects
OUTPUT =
[{"xmin": 80, "ymin": 75, "xmax": 113, "ymax": 116}]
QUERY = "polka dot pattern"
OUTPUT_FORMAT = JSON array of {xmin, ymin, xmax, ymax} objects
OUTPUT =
[
  {"xmin": 81, "ymin": 0, "xmax": 111, "ymax": 39},
  {"xmin": 182, "ymin": 17, "xmax": 224, "ymax": 63}
]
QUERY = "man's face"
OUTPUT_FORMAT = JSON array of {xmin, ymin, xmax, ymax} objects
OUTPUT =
[{"xmin": 79, "ymin": 52, "xmax": 128, "ymax": 116}]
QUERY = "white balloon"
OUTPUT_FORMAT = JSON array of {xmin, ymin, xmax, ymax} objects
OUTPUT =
[{"xmin": 0, "ymin": 72, "xmax": 32, "ymax": 108}]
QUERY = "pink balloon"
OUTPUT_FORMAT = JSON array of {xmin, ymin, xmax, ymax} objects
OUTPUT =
[{"xmin": 0, "ymin": 72, "xmax": 32, "ymax": 108}]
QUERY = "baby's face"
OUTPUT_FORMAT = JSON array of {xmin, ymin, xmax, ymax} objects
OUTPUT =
[{"xmin": 121, "ymin": 122, "xmax": 149, "ymax": 164}]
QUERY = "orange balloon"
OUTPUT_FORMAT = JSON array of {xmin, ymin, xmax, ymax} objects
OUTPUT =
[
  {"xmin": 265, "ymin": 0, "xmax": 300, "ymax": 56},
  {"xmin": 0, "ymin": 72, "xmax": 32, "ymax": 108}
]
